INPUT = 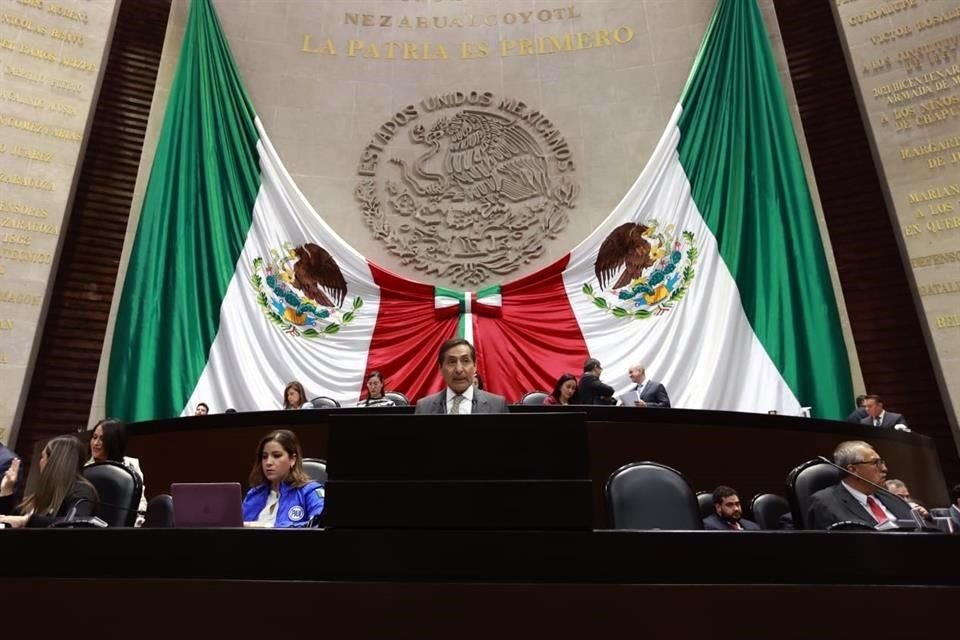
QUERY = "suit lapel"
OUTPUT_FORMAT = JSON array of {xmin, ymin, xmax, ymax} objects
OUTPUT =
[
  {"xmin": 435, "ymin": 392, "xmax": 447, "ymax": 415},
  {"xmin": 474, "ymin": 391, "xmax": 487, "ymax": 414},
  {"xmin": 836, "ymin": 485, "xmax": 875, "ymax": 524}
]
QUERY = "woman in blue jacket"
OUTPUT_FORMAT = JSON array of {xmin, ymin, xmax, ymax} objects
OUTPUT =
[{"xmin": 242, "ymin": 429, "xmax": 324, "ymax": 528}]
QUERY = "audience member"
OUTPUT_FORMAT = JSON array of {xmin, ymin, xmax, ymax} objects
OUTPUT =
[
  {"xmin": 283, "ymin": 381, "xmax": 312, "ymax": 410},
  {"xmin": 87, "ymin": 418, "xmax": 147, "ymax": 526},
  {"xmin": 415, "ymin": 338, "xmax": 509, "ymax": 414},
  {"xmin": 807, "ymin": 440, "xmax": 915, "ymax": 529},
  {"xmin": 242, "ymin": 429, "xmax": 324, "ymax": 528},
  {"xmin": 0, "ymin": 443, "xmax": 24, "ymax": 513},
  {"xmin": 702, "ymin": 486, "xmax": 759, "ymax": 530},
  {"xmin": 884, "ymin": 478, "xmax": 930, "ymax": 519},
  {"xmin": 545, "ymin": 373, "xmax": 578, "ymax": 405},
  {"xmin": 474, "ymin": 372, "xmax": 484, "ymax": 391},
  {"xmin": 224, "ymin": 408, "xmax": 238, "ymax": 414},
  {"xmin": 618, "ymin": 364, "xmax": 670, "ymax": 408},
  {"xmin": 846, "ymin": 394, "xmax": 868, "ymax": 424},
  {"xmin": 357, "ymin": 371, "xmax": 396, "ymax": 407},
  {"xmin": 0, "ymin": 435, "xmax": 98, "ymax": 528},
  {"xmin": 195, "ymin": 402, "xmax": 209, "ymax": 416},
  {"xmin": 576, "ymin": 358, "xmax": 615, "ymax": 405},
  {"xmin": 859, "ymin": 395, "xmax": 907, "ymax": 430},
  {"xmin": 930, "ymin": 484, "xmax": 960, "ymax": 529}
]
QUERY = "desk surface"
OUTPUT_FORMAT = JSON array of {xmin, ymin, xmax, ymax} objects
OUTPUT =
[{"xmin": 1, "ymin": 528, "xmax": 958, "ymax": 585}]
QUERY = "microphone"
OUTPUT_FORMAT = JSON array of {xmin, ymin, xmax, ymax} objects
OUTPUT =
[
  {"xmin": 52, "ymin": 496, "xmax": 111, "ymax": 528},
  {"xmin": 815, "ymin": 456, "xmax": 934, "ymax": 531}
]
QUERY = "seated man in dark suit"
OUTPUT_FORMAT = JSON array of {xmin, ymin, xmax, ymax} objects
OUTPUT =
[
  {"xmin": 884, "ymin": 478, "xmax": 930, "ymax": 519},
  {"xmin": 930, "ymin": 483, "xmax": 960, "ymax": 530},
  {"xmin": 618, "ymin": 363, "xmax": 670, "ymax": 408},
  {"xmin": 807, "ymin": 440, "xmax": 915, "ymax": 529},
  {"xmin": 414, "ymin": 338, "xmax": 509, "ymax": 414},
  {"xmin": 575, "ymin": 358, "xmax": 615, "ymax": 405},
  {"xmin": 845, "ymin": 393, "xmax": 868, "ymax": 424},
  {"xmin": 859, "ymin": 394, "xmax": 908, "ymax": 431},
  {"xmin": 0, "ymin": 443, "xmax": 23, "ymax": 515},
  {"xmin": 702, "ymin": 486, "xmax": 760, "ymax": 530}
]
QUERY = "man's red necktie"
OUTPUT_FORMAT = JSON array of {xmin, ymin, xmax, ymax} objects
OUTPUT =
[{"xmin": 866, "ymin": 496, "xmax": 888, "ymax": 524}]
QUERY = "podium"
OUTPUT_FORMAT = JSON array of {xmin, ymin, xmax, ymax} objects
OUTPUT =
[{"xmin": 322, "ymin": 412, "xmax": 594, "ymax": 529}]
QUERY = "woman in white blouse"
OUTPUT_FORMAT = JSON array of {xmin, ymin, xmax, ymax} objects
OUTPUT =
[{"xmin": 87, "ymin": 418, "xmax": 147, "ymax": 526}]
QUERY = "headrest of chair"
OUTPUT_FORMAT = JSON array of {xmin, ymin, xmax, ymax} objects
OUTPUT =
[{"xmin": 520, "ymin": 391, "xmax": 550, "ymax": 405}]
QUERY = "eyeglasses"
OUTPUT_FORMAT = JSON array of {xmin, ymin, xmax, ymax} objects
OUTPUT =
[{"xmin": 852, "ymin": 458, "xmax": 885, "ymax": 468}]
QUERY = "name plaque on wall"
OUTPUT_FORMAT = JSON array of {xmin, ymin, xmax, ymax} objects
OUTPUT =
[
  {"xmin": 0, "ymin": 0, "xmax": 119, "ymax": 445},
  {"xmin": 833, "ymin": 0, "xmax": 960, "ymax": 441}
]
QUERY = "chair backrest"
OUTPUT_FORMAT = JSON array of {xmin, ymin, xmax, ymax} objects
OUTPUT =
[
  {"xmin": 302, "ymin": 458, "xmax": 327, "ymax": 484},
  {"xmin": 606, "ymin": 462, "xmax": 702, "ymax": 530},
  {"xmin": 750, "ymin": 492, "xmax": 790, "ymax": 529},
  {"xmin": 384, "ymin": 391, "xmax": 409, "ymax": 406},
  {"xmin": 696, "ymin": 491, "xmax": 714, "ymax": 519},
  {"xmin": 144, "ymin": 493, "xmax": 174, "ymax": 528},
  {"xmin": 310, "ymin": 396, "xmax": 341, "ymax": 409},
  {"xmin": 519, "ymin": 391, "xmax": 550, "ymax": 405},
  {"xmin": 786, "ymin": 459, "xmax": 843, "ymax": 529},
  {"xmin": 82, "ymin": 461, "xmax": 142, "ymax": 527}
]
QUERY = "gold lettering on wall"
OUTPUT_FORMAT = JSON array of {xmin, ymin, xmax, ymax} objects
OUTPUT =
[{"xmin": 0, "ymin": 289, "xmax": 41, "ymax": 305}]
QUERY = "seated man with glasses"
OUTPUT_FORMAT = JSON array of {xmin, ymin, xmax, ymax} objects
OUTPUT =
[{"xmin": 807, "ymin": 440, "xmax": 916, "ymax": 529}]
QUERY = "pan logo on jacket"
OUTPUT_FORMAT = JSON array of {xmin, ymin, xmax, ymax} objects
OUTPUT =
[
  {"xmin": 583, "ymin": 221, "xmax": 698, "ymax": 319},
  {"xmin": 355, "ymin": 91, "xmax": 579, "ymax": 286},
  {"xmin": 250, "ymin": 242, "xmax": 363, "ymax": 338}
]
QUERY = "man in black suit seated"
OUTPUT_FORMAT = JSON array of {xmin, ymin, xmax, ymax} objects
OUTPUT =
[
  {"xmin": 575, "ymin": 358, "xmax": 615, "ymax": 405},
  {"xmin": 884, "ymin": 478, "xmax": 930, "ymax": 519},
  {"xmin": 702, "ymin": 486, "xmax": 760, "ymax": 530},
  {"xmin": 618, "ymin": 363, "xmax": 670, "ymax": 408},
  {"xmin": 845, "ymin": 393, "xmax": 868, "ymax": 424},
  {"xmin": 0, "ymin": 443, "xmax": 23, "ymax": 515},
  {"xmin": 807, "ymin": 440, "xmax": 915, "ymax": 529},
  {"xmin": 415, "ymin": 338, "xmax": 509, "ymax": 414},
  {"xmin": 930, "ymin": 484, "xmax": 960, "ymax": 530},
  {"xmin": 859, "ymin": 394, "xmax": 908, "ymax": 431}
]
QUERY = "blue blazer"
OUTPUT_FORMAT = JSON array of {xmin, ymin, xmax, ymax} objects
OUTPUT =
[{"xmin": 242, "ymin": 480, "xmax": 324, "ymax": 527}]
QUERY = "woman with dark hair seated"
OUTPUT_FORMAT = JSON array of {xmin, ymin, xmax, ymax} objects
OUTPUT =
[
  {"xmin": 0, "ymin": 435, "xmax": 98, "ymax": 528},
  {"xmin": 545, "ymin": 373, "xmax": 578, "ymax": 405},
  {"xmin": 357, "ymin": 371, "xmax": 396, "ymax": 407},
  {"xmin": 242, "ymin": 429, "xmax": 324, "ymax": 528},
  {"xmin": 283, "ymin": 381, "xmax": 313, "ymax": 410},
  {"xmin": 87, "ymin": 418, "xmax": 147, "ymax": 526}
]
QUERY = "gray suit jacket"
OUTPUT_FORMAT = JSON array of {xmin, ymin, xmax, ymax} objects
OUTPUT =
[
  {"xmin": 807, "ymin": 482, "xmax": 914, "ymax": 529},
  {"xmin": 414, "ymin": 389, "xmax": 510, "ymax": 414},
  {"xmin": 618, "ymin": 380, "xmax": 671, "ymax": 408},
  {"xmin": 859, "ymin": 411, "xmax": 906, "ymax": 429}
]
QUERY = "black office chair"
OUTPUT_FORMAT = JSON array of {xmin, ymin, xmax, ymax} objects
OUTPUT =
[
  {"xmin": 750, "ymin": 492, "xmax": 791, "ymax": 529},
  {"xmin": 310, "ymin": 396, "xmax": 341, "ymax": 409},
  {"xmin": 302, "ymin": 458, "xmax": 327, "ymax": 484},
  {"xmin": 519, "ymin": 391, "xmax": 550, "ymax": 405},
  {"xmin": 606, "ymin": 462, "xmax": 702, "ymax": 530},
  {"xmin": 696, "ymin": 491, "xmax": 714, "ymax": 519},
  {"xmin": 82, "ymin": 461, "xmax": 143, "ymax": 527},
  {"xmin": 786, "ymin": 458, "xmax": 843, "ymax": 529},
  {"xmin": 383, "ymin": 391, "xmax": 409, "ymax": 406},
  {"xmin": 144, "ymin": 493, "xmax": 174, "ymax": 528}
]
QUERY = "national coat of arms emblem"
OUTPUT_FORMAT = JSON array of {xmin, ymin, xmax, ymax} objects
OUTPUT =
[
  {"xmin": 250, "ymin": 242, "xmax": 362, "ymax": 337},
  {"xmin": 583, "ymin": 221, "xmax": 698, "ymax": 319}
]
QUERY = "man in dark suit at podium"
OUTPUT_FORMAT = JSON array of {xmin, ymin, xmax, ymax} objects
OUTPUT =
[
  {"xmin": 576, "ymin": 358, "xmax": 615, "ymax": 405},
  {"xmin": 415, "ymin": 338, "xmax": 509, "ymax": 414},
  {"xmin": 807, "ymin": 440, "xmax": 914, "ymax": 529},
  {"xmin": 858, "ymin": 395, "xmax": 908, "ymax": 430},
  {"xmin": 618, "ymin": 363, "xmax": 670, "ymax": 408}
]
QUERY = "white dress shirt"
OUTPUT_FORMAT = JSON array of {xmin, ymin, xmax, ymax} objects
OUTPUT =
[
  {"xmin": 255, "ymin": 489, "xmax": 280, "ymax": 527},
  {"xmin": 445, "ymin": 385, "xmax": 475, "ymax": 414},
  {"xmin": 841, "ymin": 481, "xmax": 897, "ymax": 523}
]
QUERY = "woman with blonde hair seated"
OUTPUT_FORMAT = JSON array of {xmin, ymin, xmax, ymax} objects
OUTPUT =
[
  {"xmin": 242, "ymin": 429, "xmax": 324, "ymax": 528},
  {"xmin": 0, "ymin": 435, "xmax": 98, "ymax": 528}
]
